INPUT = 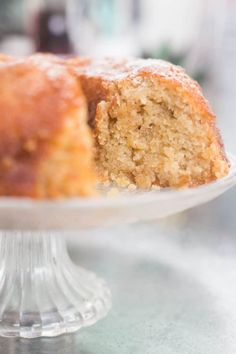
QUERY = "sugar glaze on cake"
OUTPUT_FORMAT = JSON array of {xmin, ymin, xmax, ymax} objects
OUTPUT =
[{"xmin": 0, "ymin": 54, "xmax": 96, "ymax": 198}]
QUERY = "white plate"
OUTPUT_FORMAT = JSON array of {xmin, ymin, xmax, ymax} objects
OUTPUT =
[{"xmin": 0, "ymin": 154, "xmax": 235, "ymax": 230}]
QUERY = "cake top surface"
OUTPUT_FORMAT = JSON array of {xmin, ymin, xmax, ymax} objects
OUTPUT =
[
  {"xmin": 70, "ymin": 57, "xmax": 201, "ymax": 92},
  {"xmin": 70, "ymin": 56, "xmax": 214, "ymax": 118},
  {"xmin": 0, "ymin": 54, "xmax": 85, "ymax": 157},
  {"xmin": 0, "ymin": 54, "xmax": 84, "ymax": 112}
]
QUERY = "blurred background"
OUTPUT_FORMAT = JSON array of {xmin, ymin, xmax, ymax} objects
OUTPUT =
[
  {"xmin": 0, "ymin": 0, "xmax": 235, "ymax": 152},
  {"xmin": 1, "ymin": 1, "xmax": 236, "ymax": 353}
]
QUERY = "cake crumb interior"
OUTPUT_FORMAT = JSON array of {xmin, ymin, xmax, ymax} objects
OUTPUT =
[{"xmin": 95, "ymin": 78, "xmax": 228, "ymax": 189}]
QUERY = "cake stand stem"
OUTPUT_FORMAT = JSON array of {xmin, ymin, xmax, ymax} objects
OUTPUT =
[{"xmin": 0, "ymin": 232, "xmax": 111, "ymax": 338}]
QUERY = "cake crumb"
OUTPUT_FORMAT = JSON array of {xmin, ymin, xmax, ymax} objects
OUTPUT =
[
  {"xmin": 151, "ymin": 185, "xmax": 161, "ymax": 191},
  {"xmin": 103, "ymin": 180, "xmax": 111, "ymax": 187},
  {"xmin": 128, "ymin": 183, "xmax": 137, "ymax": 191},
  {"xmin": 107, "ymin": 187, "xmax": 119, "ymax": 197}
]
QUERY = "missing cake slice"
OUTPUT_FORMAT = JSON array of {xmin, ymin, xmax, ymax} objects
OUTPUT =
[{"xmin": 69, "ymin": 57, "xmax": 229, "ymax": 189}]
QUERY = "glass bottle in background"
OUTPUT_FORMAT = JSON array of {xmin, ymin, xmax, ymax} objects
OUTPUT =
[
  {"xmin": 67, "ymin": 0, "xmax": 140, "ymax": 57},
  {"xmin": 26, "ymin": 0, "xmax": 72, "ymax": 54}
]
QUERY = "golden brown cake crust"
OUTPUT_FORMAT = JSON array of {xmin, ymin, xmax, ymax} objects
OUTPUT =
[
  {"xmin": 0, "ymin": 54, "xmax": 13, "ymax": 63},
  {"xmin": 0, "ymin": 54, "xmax": 96, "ymax": 198},
  {"xmin": 69, "ymin": 57, "xmax": 214, "ymax": 117},
  {"xmin": 69, "ymin": 57, "xmax": 229, "ymax": 188}
]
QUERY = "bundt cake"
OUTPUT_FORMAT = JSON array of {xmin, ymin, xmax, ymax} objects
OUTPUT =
[
  {"xmin": 0, "ymin": 54, "xmax": 13, "ymax": 63},
  {"xmin": 0, "ymin": 54, "xmax": 229, "ymax": 198},
  {"xmin": 69, "ymin": 57, "xmax": 229, "ymax": 189},
  {"xmin": 0, "ymin": 54, "xmax": 96, "ymax": 198}
]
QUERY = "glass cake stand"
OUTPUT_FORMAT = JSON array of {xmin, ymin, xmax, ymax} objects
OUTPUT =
[{"xmin": 0, "ymin": 154, "xmax": 236, "ymax": 339}]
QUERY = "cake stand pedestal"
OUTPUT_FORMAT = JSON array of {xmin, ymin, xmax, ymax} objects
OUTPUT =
[
  {"xmin": 0, "ymin": 232, "xmax": 111, "ymax": 338},
  {"xmin": 0, "ymin": 154, "xmax": 235, "ymax": 339}
]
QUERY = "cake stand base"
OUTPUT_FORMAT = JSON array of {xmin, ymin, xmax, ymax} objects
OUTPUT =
[{"xmin": 0, "ymin": 232, "xmax": 111, "ymax": 338}]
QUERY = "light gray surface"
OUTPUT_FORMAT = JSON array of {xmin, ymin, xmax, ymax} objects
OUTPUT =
[{"xmin": 0, "ymin": 186, "xmax": 236, "ymax": 354}]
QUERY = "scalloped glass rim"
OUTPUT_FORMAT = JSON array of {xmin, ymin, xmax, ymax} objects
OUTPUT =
[{"xmin": 0, "ymin": 153, "xmax": 234, "ymax": 210}]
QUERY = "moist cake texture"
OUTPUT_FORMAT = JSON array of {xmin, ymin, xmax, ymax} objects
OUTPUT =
[
  {"xmin": 69, "ymin": 57, "xmax": 229, "ymax": 189},
  {"xmin": 0, "ymin": 54, "xmax": 230, "ymax": 198},
  {"xmin": 0, "ymin": 54, "xmax": 96, "ymax": 198}
]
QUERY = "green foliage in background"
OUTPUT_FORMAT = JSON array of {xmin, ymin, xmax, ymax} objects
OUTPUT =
[
  {"xmin": 0, "ymin": 0, "xmax": 24, "ymax": 38},
  {"xmin": 143, "ymin": 42, "xmax": 207, "ymax": 85}
]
